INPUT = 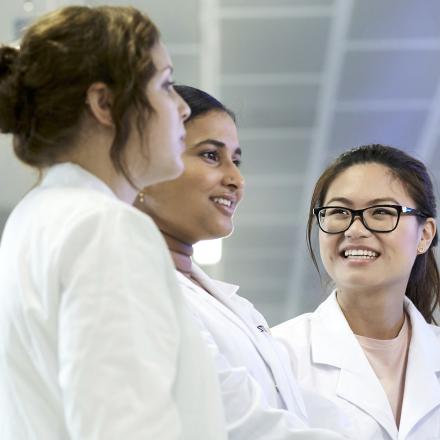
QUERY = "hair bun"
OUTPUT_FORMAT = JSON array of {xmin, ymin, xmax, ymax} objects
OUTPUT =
[{"xmin": 0, "ymin": 46, "xmax": 19, "ymax": 79}]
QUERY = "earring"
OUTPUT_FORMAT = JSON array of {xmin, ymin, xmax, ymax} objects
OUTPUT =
[
  {"xmin": 138, "ymin": 191, "xmax": 145, "ymax": 204},
  {"xmin": 418, "ymin": 245, "xmax": 425, "ymax": 254}
]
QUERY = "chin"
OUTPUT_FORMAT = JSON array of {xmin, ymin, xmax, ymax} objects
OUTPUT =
[
  {"xmin": 337, "ymin": 276, "xmax": 381, "ymax": 291},
  {"xmin": 203, "ymin": 224, "xmax": 233, "ymax": 241},
  {"xmin": 219, "ymin": 222, "xmax": 234, "ymax": 238},
  {"xmin": 148, "ymin": 161, "xmax": 184, "ymax": 186}
]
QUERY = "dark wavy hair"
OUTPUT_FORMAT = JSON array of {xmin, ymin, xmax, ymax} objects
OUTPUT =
[
  {"xmin": 174, "ymin": 85, "xmax": 236, "ymax": 124},
  {"xmin": 0, "ymin": 6, "xmax": 160, "ymax": 183},
  {"xmin": 307, "ymin": 144, "xmax": 439, "ymax": 323}
]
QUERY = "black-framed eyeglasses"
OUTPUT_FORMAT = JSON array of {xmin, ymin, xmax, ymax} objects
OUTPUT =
[{"xmin": 313, "ymin": 204, "xmax": 428, "ymax": 234}]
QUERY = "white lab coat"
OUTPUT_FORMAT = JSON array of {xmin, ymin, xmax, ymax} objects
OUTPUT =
[
  {"xmin": 273, "ymin": 291, "xmax": 440, "ymax": 440},
  {"xmin": 178, "ymin": 264, "xmax": 350, "ymax": 440},
  {"xmin": 0, "ymin": 163, "xmax": 226, "ymax": 440}
]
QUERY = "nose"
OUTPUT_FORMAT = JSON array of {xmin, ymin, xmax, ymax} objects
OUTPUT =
[
  {"xmin": 344, "ymin": 215, "xmax": 371, "ymax": 238},
  {"xmin": 177, "ymin": 93, "xmax": 191, "ymax": 122},
  {"xmin": 222, "ymin": 162, "xmax": 245, "ymax": 191}
]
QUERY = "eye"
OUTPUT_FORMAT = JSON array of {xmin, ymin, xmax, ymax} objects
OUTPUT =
[
  {"xmin": 162, "ymin": 79, "xmax": 175, "ymax": 92},
  {"xmin": 326, "ymin": 207, "xmax": 350, "ymax": 217},
  {"xmin": 200, "ymin": 151, "xmax": 219, "ymax": 162},
  {"xmin": 233, "ymin": 158, "xmax": 242, "ymax": 167},
  {"xmin": 371, "ymin": 207, "xmax": 396, "ymax": 216}
]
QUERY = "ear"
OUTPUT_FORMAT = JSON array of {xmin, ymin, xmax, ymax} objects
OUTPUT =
[
  {"xmin": 85, "ymin": 82, "xmax": 114, "ymax": 127},
  {"xmin": 417, "ymin": 217, "xmax": 436, "ymax": 254}
]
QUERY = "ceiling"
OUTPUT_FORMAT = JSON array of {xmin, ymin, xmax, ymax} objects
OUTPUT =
[{"xmin": 1, "ymin": 0, "xmax": 440, "ymax": 325}]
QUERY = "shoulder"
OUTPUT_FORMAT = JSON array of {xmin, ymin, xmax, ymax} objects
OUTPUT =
[
  {"xmin": 272, "ymin": 312, "xmax": 314, "ymax": 342},
  {"xmin": 4, "ymin": 185, "xmax": 167, "ymax": 269},
  {"xmin": 271, "ymin": 293, "xmax": 337, "ymax": 349},
  {"xmin": 405, "ymin": 298, "xmax": 440, "ymax": 338},
  {"xmin": 32, "ymin": 185, "xmax": 159, "ymax": 239},
  {"xmin": 271, "ymin": 313, "xmax": 315, "ymax": 373},
  {"xmin": 427, "ymin": 323, "xmax": 440, "ymax": 338}
]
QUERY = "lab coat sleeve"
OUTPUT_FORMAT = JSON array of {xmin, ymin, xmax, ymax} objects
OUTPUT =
[
  {"xmin": 54, "ymin": 208, "xmax": 182, "ymax": 439},
  {"xmin": 189, "ymin": 311, "xmax": 349, "ymax": 440}
]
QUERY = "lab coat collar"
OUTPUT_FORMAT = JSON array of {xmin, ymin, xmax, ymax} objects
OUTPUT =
[
  {"xmin": 311, "ymin": 292, "xmax": 440, "ymax": 439},
  {"xmin": 177, "ymin": 264, "xmax": 252, "ymax": 339},
  {"xmin": 41, "ymin": 162, "xmax": 116, "ymax": 199},
  {"xmin": 398, "ymin": 297, "xmax": 440, "ymax": 439},
  {"xmin": 311, "ymin": 291, "xmax": 398, "ymax": 438},
  {"xmin": 189, "ymin": 263, "xmax": 239, "ymax": 298},
  {"xmin": 310, "ymin": 291, "xmax": 362, "ymax": 371},
  {"xmin": 178, "ymin": 264, "xmax": 309, "ymax": 422}
]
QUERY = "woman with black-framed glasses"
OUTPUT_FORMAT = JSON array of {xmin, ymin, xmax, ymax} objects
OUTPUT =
[{"xmin": 273, "ymin": 144, "xmax": 440, "ymax": 440}]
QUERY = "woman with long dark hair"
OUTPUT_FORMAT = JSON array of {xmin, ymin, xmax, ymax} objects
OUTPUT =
[{"xmin": 274, "ymin": 144, "xmax": 440, "ymax": 440}]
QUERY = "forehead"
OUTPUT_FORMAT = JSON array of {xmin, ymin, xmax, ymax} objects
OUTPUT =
[
  {"xmin": 151, "ymin": 41, "xmax": 171, "ymax": 70},
  {"xmin": 324, "ymin": 163, "xmax": 414, "ymax": 205},
  {"xmin": 186, "ymin": 111, "xmax": 239, "ymax": 149}
]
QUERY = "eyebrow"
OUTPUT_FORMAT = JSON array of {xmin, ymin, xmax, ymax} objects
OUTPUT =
[
  {"xmin": 190, "ymin": 138, "xmax": 242, "ymax": 155},
  {"xmin": 158, "ymin": 65, "xmax": 173, "ymax": 74},
  {"xmin": 325, "ymin": 197, "xmax": 401, "ymax": 206}
]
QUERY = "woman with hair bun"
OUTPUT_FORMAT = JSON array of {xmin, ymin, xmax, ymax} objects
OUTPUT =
[
  {"xmin": 274, "ymin": 144, "xmax": 440, "ymax": 439},
  {"xmin": 0, "ymin": 7, "xmax": 226, "ymax": 440}
]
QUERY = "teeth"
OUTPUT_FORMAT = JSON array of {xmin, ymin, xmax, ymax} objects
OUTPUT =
[
  {"xmin": 344, "ymin": 249, "xmax": 378, "ymax": 259},
  {"xmin": 212, "ymin": 197, "xmax": 232, "ymax": 207}
]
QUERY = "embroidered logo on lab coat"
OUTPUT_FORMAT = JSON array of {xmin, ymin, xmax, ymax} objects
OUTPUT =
[{"xmin": 257, "ymin": 325, "xmax": 271, "ymax": 334}]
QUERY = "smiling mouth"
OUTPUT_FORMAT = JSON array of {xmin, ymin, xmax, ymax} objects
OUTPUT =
[
  {"xmin": 211, "ymin": 197, "xmax": 233, "ymax": 208},
  {"xmin": 342, "ymin": 249, "xmax": 379, "ymax": 260}
]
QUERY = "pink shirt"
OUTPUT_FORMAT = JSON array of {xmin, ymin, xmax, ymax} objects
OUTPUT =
[{"xmin": 355, "ymin": 315, "xmax": 411, "ymax": 428}]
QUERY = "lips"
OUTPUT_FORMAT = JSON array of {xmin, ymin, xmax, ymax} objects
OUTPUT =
[
  {"xmin": 211, "ymin": 197, "xmax": 232, "ymax": 208},
  {"xmin": 210, "ymin": 195, "xmax": 237, "ymax": 216},
  {"xmin": 340, "ymin": 246, "xmax": 380, "ymax": 260}
]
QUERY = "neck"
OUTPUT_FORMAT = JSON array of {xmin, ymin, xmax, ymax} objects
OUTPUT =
[
  {"xmin": 77, "ymin": 158, "xmax": 136, "ymax": 202},
  {"xmin": 161, "ymin": 231, "xmax": 193, "ymax": 277},
  {"xmin": 61, "ymin": 120, "xmax": 137, "ymax": 204},
  {"xmin": 336, "ymin": 286, "xmax": 406, "ymax": 339}
]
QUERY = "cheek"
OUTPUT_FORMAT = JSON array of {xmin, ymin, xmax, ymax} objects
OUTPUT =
[
  {"xmin": 388, "ymin": 236, "xmax": 419, "ymax": 269},
  {"xmin": 376, "ymin": 229, "xmax": 420, "ymax": 280},
  {"xmin": 186, "ymin": 171, "xmax": 217, "ymax": 192},
  {"xmin": 386, "ymin": 226, "xmax": 420, "ymax": 257},
  {"xmin": 318, "ymin": 233, "xmax": 339, "ymax": 270},
  {"xmin": 319, "ymin": 233, "xmax": 335, "ymax": 257}
]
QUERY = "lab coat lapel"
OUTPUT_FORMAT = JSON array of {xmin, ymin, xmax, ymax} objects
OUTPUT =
[
  {"xmin": 189, "ymin": 264, "xmax": 264, "ymax": 344},
  {"xmin": 311, "ymin": 292, "xmax": 398, "ymax": 439},
  {"xmin": 178, "ymin": 266, "xmax": 247, "ymax": 335},
  {"xmin": 188, "ymin": 265, "xmax": 308, "ymax": 421},
  {"xmin": 398, "ymin": 299, "xmax": 440, "ymax": 439}
]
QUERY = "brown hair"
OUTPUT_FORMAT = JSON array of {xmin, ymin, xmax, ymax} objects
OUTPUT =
[
  {"xmin": 307, "ymin": 144, "xmax": 439, "ymax": 323},
  {"xmin": 0, "ymin": 6, "xmax": 160, "ymax": 181}
]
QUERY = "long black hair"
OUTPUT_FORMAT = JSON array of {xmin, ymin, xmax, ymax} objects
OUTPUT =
[{"xmin": 307, "ymin": 144, "xmax": 439, "ymax": 323}]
